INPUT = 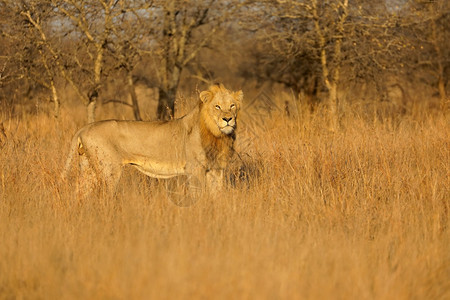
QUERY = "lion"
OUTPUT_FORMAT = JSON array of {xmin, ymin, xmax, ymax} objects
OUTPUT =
[{"xmin": 61, "ymin": 84, "xmax": 243, "ymax": 199}]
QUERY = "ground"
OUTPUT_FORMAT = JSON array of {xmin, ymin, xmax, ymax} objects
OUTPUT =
[{"xmin": 0, "ymin": 95, "xmax": 448, "ymax": 299}]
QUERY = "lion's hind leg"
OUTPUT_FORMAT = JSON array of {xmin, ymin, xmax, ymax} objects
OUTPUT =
[
  {"xmin": 76, "ymin": 154, "xmax": 98, "ymax": 199},
  {"xmin": 98, "ymin": 163, "xmax": 123, "ymax": 198},
  {"xmin": 76, "ymin": 133, "xmax": 124, "ymax": 198},
  {"xmin": 77, "ymin": 152, "xmax": 123, "ymax": 199}
]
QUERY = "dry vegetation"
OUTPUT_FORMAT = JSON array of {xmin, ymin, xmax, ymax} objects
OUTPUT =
[
  {"xmin": 0, "ymin": 96, "xmax": 448, "ymax": 299},
  {"xmin": 0, "ymin": 0, "xmax": 449, "ymax": 298}
]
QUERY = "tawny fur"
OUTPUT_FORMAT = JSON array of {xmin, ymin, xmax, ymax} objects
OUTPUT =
[{"xmin": 61, "ymin": 84, "xmax": 243, "ymax": 197}]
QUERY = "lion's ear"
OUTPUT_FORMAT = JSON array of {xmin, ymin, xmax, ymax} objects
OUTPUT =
[
  {"xmin": 234, "ymin": 90, "xmax": 243, "ymax": 103},
  {"xmin": 200, "ymin": 91, "xmax": 212, "ymax": 103}
]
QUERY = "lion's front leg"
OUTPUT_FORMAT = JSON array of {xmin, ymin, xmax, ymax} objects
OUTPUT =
[
  {"xmin": 183, "ymin": 162, "xmax": 207, "ymax": 203},
  {"xmin": 206, "ymin": 169, "xmax": 224, "ymax": 193},
  {"xmin": 187, "ymin": 166, "xmax": 206, "ymax": 197}
]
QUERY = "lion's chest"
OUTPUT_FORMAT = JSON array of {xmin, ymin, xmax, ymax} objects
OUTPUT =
[{"xmin": 200, "ymin": 132, "xmax": 234, "ymax": 170}]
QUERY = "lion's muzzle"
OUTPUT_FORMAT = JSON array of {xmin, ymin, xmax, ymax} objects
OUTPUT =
[{"xmin": 219, "ymin": 116, "xmax": 236, "ymax": 135}]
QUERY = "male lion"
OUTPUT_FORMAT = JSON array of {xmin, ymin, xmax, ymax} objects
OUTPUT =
[{"xmin": 62, "ymin": 84, "xmax": 242, "ymax": 199}]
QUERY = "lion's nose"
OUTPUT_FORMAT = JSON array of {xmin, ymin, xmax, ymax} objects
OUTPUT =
[{"xmin": 222, "ymin": 117, "xmax": 232, "ymax": 123}]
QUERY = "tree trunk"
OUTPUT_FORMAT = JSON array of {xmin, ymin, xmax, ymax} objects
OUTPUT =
[
  {"xmin": 328, "ymin": 83, "xmax": 338, "ymax": 131},
  {"xmin": 87, "ymin": 100, "xmax": 96, "ymax": 124},
  {"xmin": 158, "ymin": 65, "xmax": 180, "ymax": 120},
  {"xmin": 431, "ymin": 14, "xmax": 447, "ymax": 110},
  {"xmin": 86, "ymin": 44, "xmax": 103, "ymax": 124},
  {"xmin": 50, "ymin": 81, "xmax": 60, "ymax": 119},
  {"xmin": 157, "ymin": 87, "xmax": 176, "ymax": 120},
  {"xmin": 438, "ymin": 75, "xmax": 447, "ymax": 110},
  {"xmin": 127, "ymin": 73, "xmax": 141, "ymax": 121}
]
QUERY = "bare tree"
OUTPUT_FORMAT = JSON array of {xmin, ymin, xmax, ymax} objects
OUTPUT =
[
  {"xmin": 236, "ymin": 2, "xmax": 320, "ymax": 104},
  {"xmin": 405, "ymin": 0, "xmax": 449, "ymax": 109},
  {"xmin": 140, "ymin": 0, "xmax": 244, "ymax": 120},
  {"xmin": 241, "ymin": 0, "xmax": 434, "ymax": 122},
  {"xmin": 0, "ymin": 0, "xmax": 62, "ymax": 117},
  {"xmin": 19, "ymin": 1, "xmax": 62, "ymax": 118},
  {"xmin": 53, "ymin": 0, "xmax": 120, "ymax": 123},
  {"xmin": 104, "ymin": 1, "xmax": 154, "ymax": 121},
  {"xmin": 1, "ymin": 0, "xmax": 446, "ymax": 122},
  {"xmin": 310, "ymin": 0, "xmax": 349, "ymax": 128},
  {"xmin": 0, "ymin": 1, "xmax": 23, "ymax": 95},
  {"xmin": 243, "ymin": 0, "xmax": 353, "ymax": 128}
]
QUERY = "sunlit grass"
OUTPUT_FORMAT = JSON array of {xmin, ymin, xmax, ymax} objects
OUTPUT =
[{"xmin": 0, "ymin": 98, "xmax": 448, "ymax": 299}]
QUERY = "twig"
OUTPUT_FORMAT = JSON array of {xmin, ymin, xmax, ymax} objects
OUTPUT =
[{"xmin": 102, "ymin": 99, "xmax": 133, "ymax": 107}]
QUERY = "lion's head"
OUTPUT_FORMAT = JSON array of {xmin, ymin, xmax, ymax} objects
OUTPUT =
[{"xmin": 199, "ymin": 84, "xmax": 243, "ymax": 137}]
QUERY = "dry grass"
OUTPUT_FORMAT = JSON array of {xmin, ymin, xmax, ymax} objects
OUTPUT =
[{"xmin": 0, "ymin": 97, "xmax": 449, "ymax": 299}]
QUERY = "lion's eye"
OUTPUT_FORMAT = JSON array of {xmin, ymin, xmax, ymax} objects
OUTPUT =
[
  {"xmin": 215, "ymin": 105, "xmax": 221, "ymax": 110},
  {"xmin": 230, "ymin": 104, "xmax": 236, "ymax": 109}
]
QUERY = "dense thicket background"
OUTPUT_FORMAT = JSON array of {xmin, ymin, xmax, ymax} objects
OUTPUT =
[{"xmin": 0, "ymin": 0, "xmax": 448, "ymax": 123}]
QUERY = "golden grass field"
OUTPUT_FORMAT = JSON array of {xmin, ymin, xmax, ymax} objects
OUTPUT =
[{"xmin": 0, "ymin": 96, "xmax": 449, "ymax": 299}]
